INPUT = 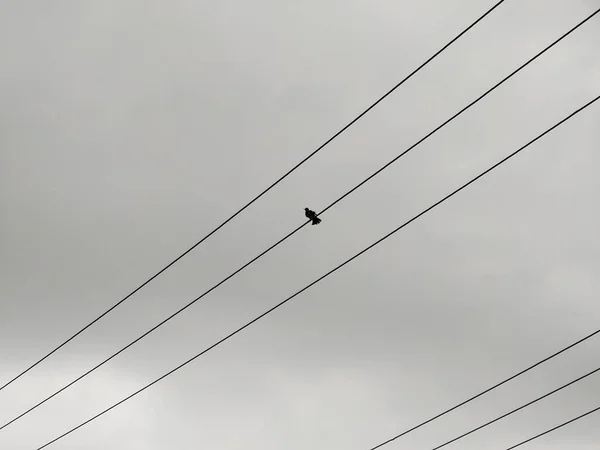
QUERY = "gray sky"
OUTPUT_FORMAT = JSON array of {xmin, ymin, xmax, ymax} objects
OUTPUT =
[{"xmin": 1, "ymin": 0, "xmax": 599, "ymax": 449}]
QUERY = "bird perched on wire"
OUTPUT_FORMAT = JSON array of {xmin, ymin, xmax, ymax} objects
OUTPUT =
[{"xmin": 304, "ymin": 207, "xmax": 321, "ymax": 225}]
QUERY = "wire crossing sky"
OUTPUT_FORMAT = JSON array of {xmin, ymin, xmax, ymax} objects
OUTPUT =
[
  {"xmin": 503, "ymin": 405, "xmax": 600, "ymax": 449},
  {"xmin": 367, "ymin": 335, "xmax": 600, "ymax": 450},
  {"xmin": 2, "ymin": 1, "xmax": 599, "ymax": 449},
  {"xmin": 0, "ymin": 0, "xmax": 508, "ymax": 395},
  {"xmin": 33, "ymin": 91, "xmax": 600, "ymax": 450},
  {"xmin": 4, "ymin": 5, "xmax": 598, "ymax": 433},
  {"xmin": 428, "ymin": 367, "xmax": 599, "ymax": 450}
]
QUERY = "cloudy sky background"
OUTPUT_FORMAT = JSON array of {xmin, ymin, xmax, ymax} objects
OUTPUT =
[{"xmin": 1, "ymin": 0, "xmax": 599, "ymax": 449}]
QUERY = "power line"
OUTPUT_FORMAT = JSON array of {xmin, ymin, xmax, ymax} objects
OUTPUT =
[
  {"xmin": 430, "ymin": 367, "xmax": 600, "ymax": 450},
  {"xmin": 367, "ymin": 331, "xmax": 600, "ymax": 450},
  {"xmin": 33, "ymin": 90, "xmax": 600, "ymax": 450},
  {"xmin": 504, "ymin": 405, "xmax": 600, "ymax": 450},
  {"xmin": 0, "ymin": 0, "xmax": 507, "ymax": 396},
  {"xmin": 4, "ymin": 6, "xmax": 599, "ymax": 432}
]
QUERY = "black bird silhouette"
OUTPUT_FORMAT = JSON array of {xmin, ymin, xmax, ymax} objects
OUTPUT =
[{"xmin": 304, "ymin": 207, "xmax": 321, "ymax": 225}]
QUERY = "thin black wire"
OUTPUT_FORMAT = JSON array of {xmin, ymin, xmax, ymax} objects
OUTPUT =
[
  {"xmin": 430, "ymin": 367, "xmax": 600, "ymax": 450},
  {"xmin": 34, "ymin": 91, "xmax": 600, "ymax": 450},
  {"xmin": 5, "ymin": 5, "xmax": 599, "ymax": 432},
  {"xmin": 0, "ymin": 0, "xmax": 507, "ymax": 396},
  {"xmin": 504, "ymin": 405, "xmax": 600, "ymax": 450},
  {"xmin": 367, "ymin": 331, "xmax": 600, "ymax": 450}
]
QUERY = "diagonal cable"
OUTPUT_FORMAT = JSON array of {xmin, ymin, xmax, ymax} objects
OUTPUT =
[
  {"xmin": 4, "ymin": 5, "xmax": 599, "ymax": 432},
  {"xmin": 366, "ymin": 328, "xmax": 600, "ymax": 450},
  {"xmin": 430, "ymin": 367, "xmax": 600, "ymax": 450},
  {"xmin": 0, "ymin": 0, "xmax": 508, "ymax": 395},
  {"xmin": 34, "ymin": 88, "xmax": 600, "ymax": 450},
  {"xmin": 504, "ymin": 405, "xmax": 600, "ymax": 449}
]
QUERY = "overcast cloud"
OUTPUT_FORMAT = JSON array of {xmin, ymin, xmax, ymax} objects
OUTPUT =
[{"xmin": 1, "ymin": 0, "xmax": 599, "ymax": 449}]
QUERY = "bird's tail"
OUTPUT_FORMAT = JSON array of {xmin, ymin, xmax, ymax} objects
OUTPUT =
[{"xmin": 311, "ymin": 217, "xmax": 321, "ymax": 225}]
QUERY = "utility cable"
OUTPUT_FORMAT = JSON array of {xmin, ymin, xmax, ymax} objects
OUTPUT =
[
  {"xmin": 430, "ymin": 367, "xmax": 600, "ymax": 450},
  {"xmin": 33, "ymin": 88, "xmax": 600, "ymax": 450},
  {"xmin": 367, "ymin": 328, "xmax": 600, "ymax": 450},
  {"xmin": 5, "ymin": 5, "xmax": 599, "ymax": 432},
  {"xmin": 0, "ymin": 0, "xmax": 507, "ymax": 395},
  {"xmin": 504, "ymin": 405, "xmax": 600, "ymax": 449}
]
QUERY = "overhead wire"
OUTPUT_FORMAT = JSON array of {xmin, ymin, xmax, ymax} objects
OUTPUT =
[
  {"xmin": 367, "ymin": 331, "xmax": 600, "ymax": 450},
  {"xmin": 4, "ymin": 5, "xmax": 599, "ymax": 432},
  {"xmin": 32, "ymin": 87, "xmax": 600, "ymax": 450},
  {"xmin": 504, "ymin": 405, "xmax": 600, "ymax": 450},
  {"xmin": 429, "ymin": 367, "xmax": 600, "ymax": 450},
  {"xmin": 353, "ymin": 367, "xmax": 600, "ymax": 450},
  {"xmin": 0, "ymin": 0, "xmax": 508, "ymax": 395}
]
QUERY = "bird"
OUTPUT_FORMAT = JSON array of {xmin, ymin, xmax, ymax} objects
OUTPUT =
[{"xmin": 304, "ymin": 207, "xmax": 321, "ymax": 225}]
